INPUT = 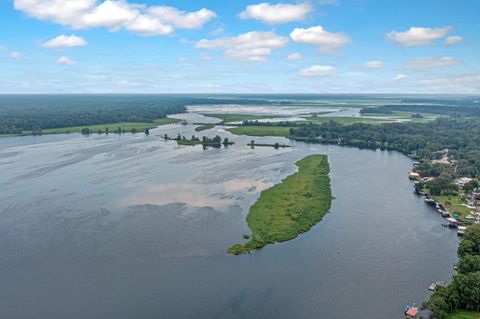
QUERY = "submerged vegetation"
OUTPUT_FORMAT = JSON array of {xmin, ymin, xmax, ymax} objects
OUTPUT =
[{"xmin": 228, "ymin": 155, "xmax": 332, "ymax": 255}]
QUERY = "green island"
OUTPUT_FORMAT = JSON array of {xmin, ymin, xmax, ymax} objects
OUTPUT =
[
  {"xmin": 166, "ymin": 133, "xmax": 233, "ymax": 148},
  {"xmin": 203, "ymin": 113, "xmax": 281, "ymax": 123},
  {"xmin": 228, "ymin": 154, "xmax": 333, "ymax": 255},
  {"xmin": 195, "ymin": 124, "xmax": 215, "ymax": 132}
]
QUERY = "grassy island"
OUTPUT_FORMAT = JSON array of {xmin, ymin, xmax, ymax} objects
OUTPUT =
[
  {"xmin": 228, "ymin": 154, "xmax": 333, "ymax": 255},
  {"xmin": 195, "ymin": 124, "xmax": 215, "ymax": 132}
]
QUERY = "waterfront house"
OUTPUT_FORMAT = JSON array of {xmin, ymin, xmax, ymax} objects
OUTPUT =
[{"xmin": 405, "ymin": 306, "xmax": 418, "ymax": 318}]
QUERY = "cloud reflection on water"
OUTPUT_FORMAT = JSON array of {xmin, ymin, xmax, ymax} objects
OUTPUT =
[{"xmin": 120, "ymin": 179, "xmax": 273, "ymax": 208}]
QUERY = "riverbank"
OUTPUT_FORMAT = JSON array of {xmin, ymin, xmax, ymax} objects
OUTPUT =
[
  {"xmin": 446, "ymin": 311, "xmax": 480, "ymax": 319},
  {"xmin": 0, "ymin": 118, "xmax": 180, "ymax": 137},
  {"xmin": 228, "ymin": 154, "xmax": 333, "ymax": 255}
]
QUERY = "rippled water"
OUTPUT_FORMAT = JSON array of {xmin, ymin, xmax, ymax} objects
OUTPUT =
[{"xmin": 0, "ymin": 113, "xmax": 458, "ymax": 319}]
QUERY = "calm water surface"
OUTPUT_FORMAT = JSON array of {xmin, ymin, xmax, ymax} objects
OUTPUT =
[{"xmin": 0, "ymin": 114, "xmax": 458, "ymax": 319}]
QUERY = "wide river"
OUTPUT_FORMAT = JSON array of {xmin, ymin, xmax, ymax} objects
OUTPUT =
[{"xmin": 0, "ymin": 113, "xmax": 458, "ymax": 319}]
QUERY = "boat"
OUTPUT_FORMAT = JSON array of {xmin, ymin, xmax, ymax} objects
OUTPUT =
[
  {"xmin": 446, "ymin": 217, "xmax": 458, "ymax": 228},
  {"xmin": 424, "ymin": 197, "xmax": 436, "ymax": 206}
]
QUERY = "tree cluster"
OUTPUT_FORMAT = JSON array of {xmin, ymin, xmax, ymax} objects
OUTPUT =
[{"xmin": 424, "ymin": 225, "xmax": 480, "ymax": 318}]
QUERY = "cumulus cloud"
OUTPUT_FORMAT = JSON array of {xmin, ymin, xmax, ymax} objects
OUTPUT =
[
  {"xmin": 290, "ymin": 25, "xmax": 351, "ymax": 53},
  {"xmin": 387, "ymin": 26, "xmax": 452, "ymax": 46},
  {"xmin": 43, "ymin": 34, "xmax": 87, "ymax": 49},
  {"xmin": 419, "ymin": 72, "xmax": 480, "ymax": 93},
  {"xmin": 13, "ymin": 0, "xmax": 216, "ymax": 36},
  {"xmin": 147, "ymin": 7, "xmax": 216, "ymax": 29},
  {"xmin": 239, "ymin": 3, "xmax": 311, "ymax": 24},
  {"xmin": 9, "ymin": 51, "xmax": 22, "ymax": 59},
  {"xmin": 287, "ymin": 52, "xmax": 303, "ymax": 61},
  {"xmin": 57, "ymin": 56, "xmax": 76, "ymax": 65},
  {"xmin": 405, "ymin": 56, "xmax": 460, "ymax": 71},
  {"xmin": 391, "ymin": 74, "xmax": 408, "ymax": 83},
  {"xmin": 299, "ymin": 65, "xmax": 337, "ymax": 77},
  {"xmin": 361, "ymin": 60, "xmax": 384, "ymax": 70},
  {"xmin": 444, "ymin": 35, "xmax": 463, "ymax": 46},
  {"xmin": 196, "ymin": 31, "xmax": 288, "ymax": 62}
]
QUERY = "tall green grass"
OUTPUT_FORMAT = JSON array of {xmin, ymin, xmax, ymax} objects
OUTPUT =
[{"xmin": 229, "ymin": 154, "xmax": 333, "ymax": 254}]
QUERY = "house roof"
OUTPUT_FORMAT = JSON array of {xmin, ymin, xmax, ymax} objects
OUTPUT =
[{"xmin": 406, "ymin": 307, "xmax": 418, "ymax": 316}]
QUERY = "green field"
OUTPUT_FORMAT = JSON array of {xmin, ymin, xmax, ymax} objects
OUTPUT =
[
  {"xmin": 301, "ymin": 116, "xmax": 395, "ymax": 125},
  {"xmin": 227, "ymin": 126, "xmax": 291, "ymax": 137},
  {"xmin": 226, "ymin": 116, "xmax": 401, "ymax": 138},
  {"xmin": 204, "ymin": 113, "xmax": 280, "ymax": 123},
  {"xmin": 446, "ymin": 311, "xmax": 480, "ymax": 319},
  {"xmin": 228, "ymin": 154, "xmax": 333, "ymax": 255},
  {"xmin": 1, "ymin": 118, "xmax": 180, "ymax": 136},
  {"xmin": 195, "ymin": 124, "xmax": 215, "ymax": 132}
]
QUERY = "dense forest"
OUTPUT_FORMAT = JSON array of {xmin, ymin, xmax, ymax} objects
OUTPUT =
[
  {"xmin": 0, "ymin": 95, "xmax": 294, "ymax": 134},
  {"xmin": 361, "ymin": 104, "xmax": 480, "ymax": 117},
  {"xmin": 289, "ymin": 118, "xmax": 480, "ymax": 177}
]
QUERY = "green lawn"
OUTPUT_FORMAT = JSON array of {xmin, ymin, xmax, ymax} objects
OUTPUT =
[
  {"xmin": 204, "ymin": 113, "xmax": 280, "ymax": 123},
  {"xmin": 227, "ymin": 126, "xmax": 291, "ymax": 137},
  {"xmin": 433, "ymin": 195, "xmax": 475, "ymax": 219},
  {"xmin": 228, "ymin": 154, "xmax": 333, "ymax": 255},
  {"xmin": 446, "ymin": 311, "xmax": 480, "ymax": 319},
  {"xmin": 195, "ymin": 124, "xmax": 215, "ymax": 132},
  {"xmin": 1, "ymin": 118, "xmax": 180, "ymax": 137}
]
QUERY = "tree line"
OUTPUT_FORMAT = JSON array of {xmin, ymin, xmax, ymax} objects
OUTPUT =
[{"xmin": 424, "ymin": 225, "xmax": 480, "ymax": 318}]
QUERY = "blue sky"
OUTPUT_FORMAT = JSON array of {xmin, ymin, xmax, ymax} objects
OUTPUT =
[{"xmin": 0, "ymin": 0, "xmax": 479, "ymax": 93}]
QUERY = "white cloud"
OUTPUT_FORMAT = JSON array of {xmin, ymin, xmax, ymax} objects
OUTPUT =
[
  {"xmin": 57, "ymin": 56, "xmax": 76, "ymax": 65},
  {"xmin": 239, "ymin": 3, "xmax": 311, "ymax": 25},
  {"xmin": 0, "ymin": 45, "xmax": 5, "ymax": 51},
  {"xmin": 290, "ymin": 25, "xmax": 351, "ymax": 53},
  {"xmin": 387, "ymin": 26, "xmax": 452, "ymax": 46},
  {"xmin": 299, "ymin": 65, "xmax": 337, "ymax": 77},
  {"xmin": 391, "ymin": 74, "xmax": 408, "ymax": 83},
  {"xmin": 13, "ymin": 0, "xmax": 216, "ymax": 36},
  {"xmin": 405, "ymin": 56, "xmax": 460, "ymax": 71},
  {"xmin": 43, "ymin": 34, "xmax": 87, "ymax": 49},
  {"xmin": 444, "ymin": 35, "xmax": 463, "ymax": 46},
  {"xmin": 9, "ymin": 51, "xmax": 22, "ymax": 59},
  {"xmin": 419, "ymin": 72, "xmax": 480, "ymax": 93},
  {"xmin": 147, "ymin": 7, "xmax": 217, "ymax": 29},
  {"xmin": 287, "ymin": 52, "xmax": 303, "ymax": 61},
  {"xmin": 196, "ymin": 31, "xmax": 288, "ymax": 62},
  {"xmin": 361, "ymin": 60, "xmax": 384, "ymax": 70},
  {"xmin": 199, "ymin": 54, "xmax": 212, "ymax": 61}
]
